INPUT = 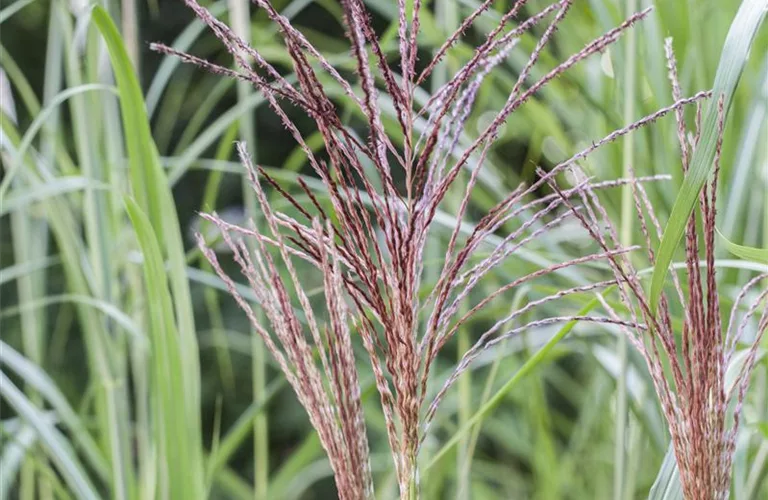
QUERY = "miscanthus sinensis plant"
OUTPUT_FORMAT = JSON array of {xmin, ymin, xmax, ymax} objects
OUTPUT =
[
  {"xmin": 150, "ymin": 0, "xmax": 748, "ymax": 498},
  {"xmin": 548, "ymin": 41, "xmax": 768, "ymax": 500}
]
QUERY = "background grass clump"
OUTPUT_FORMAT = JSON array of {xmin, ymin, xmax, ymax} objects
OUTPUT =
[{"xmin": 1, "ymin": 0, "xmax": 766, "ymax": 499}]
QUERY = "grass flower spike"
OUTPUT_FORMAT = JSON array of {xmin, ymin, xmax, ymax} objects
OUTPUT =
[
  {"xmin": 549, "ymin": 40, "xmax": 767, "ymax": 500},
  {"xmin": 153, "ymin": 1, "xmax": 739, "ymax": 497}
]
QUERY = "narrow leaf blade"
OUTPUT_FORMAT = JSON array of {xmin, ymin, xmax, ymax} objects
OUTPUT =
[{"xmin": 649, "ymin": 0, "xmax": 768, "ymax": 312}]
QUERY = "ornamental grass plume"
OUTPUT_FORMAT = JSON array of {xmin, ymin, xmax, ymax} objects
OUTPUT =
[
  {"xmin": 153, "ymin": 1, "xmax": 714, "ymax": 497},
  {"xmin": 546, "ymin": 39, "xmax": 768, "ymax": 500}
]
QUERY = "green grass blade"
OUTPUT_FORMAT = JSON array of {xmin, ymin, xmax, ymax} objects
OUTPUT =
[
  {"xmin": 168, "ymin": 91, "xmax": 268, "ymax": 184},
  {"xmin": 2, "ymin": 94, "xmax": 126, "ymax": 500},
  {"xmin": 92, "ymin": 4, "xmax": 201, "ymax": 430},
  {"xmin": 615, "ymin": 0, "xmax": 638, "ymax": 495},
  {"xmin": 649, "ymin": 0, "xmax": 768, "ymax": 313},
  {"xmin": 0, "ymin": 341, "xmax": 110, "ymax": 481},
  {"xmin": 0, "ymin": 422, "xmax": 37, "ymax": 500},
  {"xmin": 124, "ymin": 197, "xmax": 205, "ymax": 500},
  {"xmin": 721, "ymin": 60, "xmax": 767, "ymax": 239},
  {"xmin": 8, "ymin": 197, "xmax": 49, "ymax": 500},
  {"xmin": 268, "ymin": 434, "xmax": 323, "ymax": 498},
  {"xmin": 144, "ymin": 0, "xmax": 227, "ymax": 115},
  {"xmin": 717, "ymin": 228, "xmax": 768, "ymax": 264},
  {"xmin": 0, "ymin": 0, "xmax": 36, "ymax": 24},
  {"xmin": 171, "ymin": 78, "xmax": 235, "ymax": 155},
  {"xmin": 0, "ymin": 294, "xmax": 145, "ymax": 342},
  {"xmin": 205, "ymin": 380, "xmax": 285, "ymax": 483},
  {"xmin": 214, "ymin": 468, "xmax": 256, "ymax": 499},
  {"xmin": 90, "ymin": 6, "xmax": 161, "ymax": 233},
  {"xmin": 0, "ymin": 83, "xmax": 114, "ymax": 200},
  {"xmin": 0, "ymin": 177, "xmax": 109, "ymax": 216},
  {"xmin": 648, "ymin": 444, "xmax": 682, "ymax": 500},
  {"xmin": 425, "ymin": 294, "xmax": 607, "ymax": 471},
  {"xmin": 198, "ymin": 123, "xmax": 238, "ymax": 395},
  {"xmin": 0, "ymin": 258, "xmax": 59, "ymax": 286},
  {"xmin": 0, "ymin": 44, "xmax": 40, "ymax": 116},
  {"xmin": 0, "ymin": 373, "xmax": 101, "ymax": 500}
]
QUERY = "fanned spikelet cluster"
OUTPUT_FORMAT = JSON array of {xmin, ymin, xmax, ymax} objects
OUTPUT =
[
  {"xmin": 549, "ymin": 39, "xmax": 768, "ymax": 500},
  {"xmin": 152, "ymin": 1, "xmax": 739, "ymax": 497}
]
